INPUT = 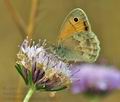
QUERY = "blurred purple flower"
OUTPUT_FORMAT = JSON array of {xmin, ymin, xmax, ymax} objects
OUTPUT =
[{"xmin": 70, "ymin": 64, "xmax": 120, "ymax": 94}]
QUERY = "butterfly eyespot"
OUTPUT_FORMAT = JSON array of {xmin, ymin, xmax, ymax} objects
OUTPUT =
[{"xmin": 74, "ymin": 17, "xmax": 79, "ymax": 22}]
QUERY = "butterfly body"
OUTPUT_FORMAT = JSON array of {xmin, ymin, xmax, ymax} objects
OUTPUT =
[{"xmin": 53, "ymin": 8, "xmax": 100, "ymax": 63}]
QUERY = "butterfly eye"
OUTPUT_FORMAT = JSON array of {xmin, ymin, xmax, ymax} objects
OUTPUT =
[{"xmin": 74, "ymin": 17, "xmax": 79, "ymax": 22}]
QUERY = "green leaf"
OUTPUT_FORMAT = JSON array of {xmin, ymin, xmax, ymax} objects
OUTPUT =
[
  {"xmin": 27, "ymin": 71, "xmax": 33, "ymax": 86},
  {"xmin": 15, "ymin": 64, "xmax": 28, "ymax": 85}
]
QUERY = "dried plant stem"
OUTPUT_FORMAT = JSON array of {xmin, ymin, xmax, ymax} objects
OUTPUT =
[
  {"xmin": 15, "ymin": 78, "xmax": 23, "ymax": 102},
  {"xmin": 5, "ymin": 0, "xmax": 39, "ymax": 101},
  {"xmin": 27, "ymin": 0, "xmax": 38, "ymax": 39},
  {"xmin": 16, "ymin": 0, "xmax": 39, "ymax": 100},
  {"xmin": 4, "ymin": 0, "xmax": 27, "ymax": 35}
]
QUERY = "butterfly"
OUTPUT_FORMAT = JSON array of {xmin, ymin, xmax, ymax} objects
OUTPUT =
[{"xmin": 52, "ymin": 8, "xmax": 100, "ymax": 63}]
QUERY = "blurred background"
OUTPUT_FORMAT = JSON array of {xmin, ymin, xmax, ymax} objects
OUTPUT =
[{"xmin": 0, "ymin": 0, "xmax": 120, "ymax": 102}]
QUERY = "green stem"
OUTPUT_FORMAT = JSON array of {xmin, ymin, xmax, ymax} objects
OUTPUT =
[
  {"xmin": 23, "ymin": 87, "xmax": 35, "ymax": 102},
  {"xmin": 90, "ymin": 97, "xmax": 100, "ymax": 102}
]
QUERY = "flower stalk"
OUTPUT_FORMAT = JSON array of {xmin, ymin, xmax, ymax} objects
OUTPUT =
[
  {"xmin": 23, "ymin": 87, "xmax": 36, "ymax": 102},
  {"xmin": 90, "ymin": 96, "xmax": 100, "ymax": 102}
]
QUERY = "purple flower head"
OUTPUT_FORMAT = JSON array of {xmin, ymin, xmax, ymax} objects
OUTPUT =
[
  {"xmin": 16, "ymin": 38, "xmax": 71, "ymax": 91},
  {"xmin": 70, "ymin": 64, "xmax": 120, "ymax": 94}
]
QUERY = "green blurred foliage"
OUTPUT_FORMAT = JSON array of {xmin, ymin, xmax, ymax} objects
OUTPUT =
[{"xmin": 0, "ymin": 0, "xmax": 120, "ymax": 102}]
